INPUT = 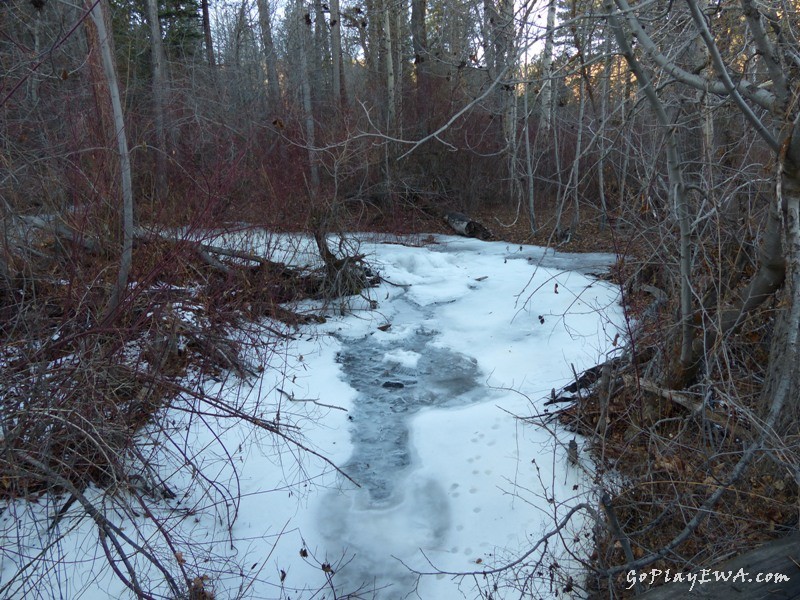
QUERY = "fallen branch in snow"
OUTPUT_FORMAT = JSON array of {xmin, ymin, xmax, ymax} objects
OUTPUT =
[
  {"xmin": 14, "ymin": 453, "xmax": 185, "ymax": 599},
  {"xmin": 277, "ymin": 388, "xmax": 348, "ymax": 412},
  {"xmin": 399, "ymin": 501, "xmax": 602, "ymax": 577},
  {"xmin": 544, "ymin": 357, "xmax": 623, "ymax": 406},
  {"xmin": 622, "ymin": 374, "xmax": 751, "ymax": 439},
  {"xmin": 166, "ymin": 314, "xmax": 260, "ymax": 379},
  {"xmin": 167, "ymin": 380, "xmax": 360, "ymax": 487},
  {"xmin": 16, "ymin": 216, "xmax": 312, "ymax": 293},
  {"xmin": 623, "ymin": 373, "xmax": 703, "ymax": 412}
]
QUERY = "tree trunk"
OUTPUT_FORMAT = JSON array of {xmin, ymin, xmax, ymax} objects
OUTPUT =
[
  {"xmin": 760, "ymin": 117, "xmax": 800, "ymax": 434},
  {"xmin": 410, "ymin": 0, "xmax": 429, "ymax": 135},
  {"xmin": 382, "ymin": 0, "xmax": 396, "ymax": 131},
  {"xmin": 524, "ymin": 82, "xmax": 536, "ymax": 233},
  {"xmin": 201, "ymin": 0, "xmax": 216, "ymax": 69},
  {"xmin": 539, "ymin": 0, "xmax": 557, "ymax": 131},
  {"xmin": 596, "ymin": 32, "xmax": 612, "ymax": 229},
  {"xmin": 567, "ymin": 77, "xmax": 586, "ymax": 231},
  {"xmin": 605, "ymin": 0, "xmax": 694, "ymax": 385},
  {"xmin": 329, "ymin": 0, "xmax": 344, "ymax": 110},
  {"xmin": 313, "ymin": 0, "xmax": 329, "ymax": 100},
  {"xmin": 31, "ymin": 9, "xmax": 42, "ymax": 106},
  {"xmin": 86, "ymin": 0, "xmax": 134, "ymax": 319},
  {"xmin": 482, "ymin": 0, "xmax": 497, "ymax": 83},
  {"xmin": 146, "ymin": 0, "xmax": 169, "ymax": 201},
  {"xmin": 496, "ymin": 0, "xmax": 518, "ymax": 206},
  {"xmin": 256, "ymin": 0, "xmax": 283, "ymax": 114},
  {"xmin": 297, "ymin": 0, "xmax": 320, "ymax": 192},
  {"xmin": 232, "ymin": 1, "xmax": 247, "ymax": 68},
  {"xmin": 364, "ymin": 0, "xmax": 381, "ymax": 99},
  {"xmin": 392, "ymin": 1, "xmax": 403, "ymax": 130}
]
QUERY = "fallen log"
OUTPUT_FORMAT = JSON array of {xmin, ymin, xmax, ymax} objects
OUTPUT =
[
  {"xmin": 547, "ymin": 358, "xmax": 623, "ymax": 401},
  {"xmin": 17, "ymin": 217, "xmax": 298, "ymax": 277},
  {"xmin": 11, "ymin": 217, "xmax": 365, "ymax": 325},
  {"xmin": 444, "ymin": 212, "xmax": 494, "ymax": 240},
  {"xmin": 622, "ymin": 374, "xmax": 751, "ymax": 440}
]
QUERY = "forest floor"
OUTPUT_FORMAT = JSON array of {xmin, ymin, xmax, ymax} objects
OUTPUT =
[{"xmin": 473, "ymin": 202, "xmax": 620, "ymax": 253}]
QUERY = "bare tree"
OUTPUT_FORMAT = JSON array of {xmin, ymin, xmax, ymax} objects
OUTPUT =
[
  {"xmin": 84, "ymin": 0, "xmax": 134, "ymax": 318},
  {"xmin": 201, "ymin": 0, "xmax": 216, "ymax": 68},
  {"xmin": 382, "ymin": 0, "xmax": 397, "ymax": 131},
  {"xmin": 539, "ymin": 0, "xmax": 557, "ymax": 132},
  {"xmin": 256, "ymin": 0, "xmax": 283, "ymax": 114},
  {"xmin": 409, "ymin": 0, "xmax": 429, "ymax": 135},
  {"xmin": 296, "ymin": 0, "xmax": 321, "ymax": 191},
  {"xmin": 330, "ymin": 0, "xmax": 344, "ymax": 110},
  {"xmin": 147, "ymin": 0, "xmax": 169, "ymax": 201}
]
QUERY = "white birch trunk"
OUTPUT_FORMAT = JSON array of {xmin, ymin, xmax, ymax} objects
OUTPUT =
[
  {"xmin": 539, "ymin": 0, "xmax": 557, "ymax": 132},
  {"xmin": 88, "ymin": 0, "xmax": 134, "ymax": 317}
]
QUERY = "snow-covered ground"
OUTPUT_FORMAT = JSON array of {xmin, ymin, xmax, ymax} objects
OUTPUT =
[{"xmin": 0, "ymin": 234, "xmax": 623, "ymax": 600}]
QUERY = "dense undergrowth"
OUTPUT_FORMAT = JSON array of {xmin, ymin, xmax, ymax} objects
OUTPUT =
[
  {"xmin": 545, "ymin": 212, "xmax": 800, "ymax": 598},
  {"xmin": 0, "ymin": 204, "xmax": 386, "ymax": 597}
]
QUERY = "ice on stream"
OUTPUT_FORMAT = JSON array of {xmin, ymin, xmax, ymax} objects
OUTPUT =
[
  {"xmin": 0, "ymin": 235, "xmax": 622, "ymax": 600},
  {"xmin": 303, "ymin": 237, "xmax": 623, "ymax": 599},
  {"xmin": 337, "ymin": 328, "xmax": 480, "ymax": 503}
]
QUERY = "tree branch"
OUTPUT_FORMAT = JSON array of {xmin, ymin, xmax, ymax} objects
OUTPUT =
[
  {"xmin": 610, "ymin": 0, "xmax": 777, "ymax": 111},
  {"xmin": 684, "ymin": 0, "xmax": 780, "ymax": 152}
]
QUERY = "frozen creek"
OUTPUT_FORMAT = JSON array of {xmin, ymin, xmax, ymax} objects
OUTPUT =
[
  {"xmin": 307, "ymin": 237, "xmax": 623, "ymax": 599},
  {"xmin": 0, "ymin": 235, "xmax": 622, "ymax": 600}
]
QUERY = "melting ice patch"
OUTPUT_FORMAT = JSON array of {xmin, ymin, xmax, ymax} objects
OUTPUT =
[
  {"xmin": 382, "ymin": 349, "xmax": 422, "ymax": 369},
  {"xmin": 316, "ymin": 325, "xmax": 482, "ymax": 597},
  {"xmin": 334, "ymin": 327, "xmax": 480, "ymax": 503}
]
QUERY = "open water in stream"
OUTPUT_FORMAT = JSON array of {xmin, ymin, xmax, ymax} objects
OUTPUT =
[
  {"xmin": 338, "ymin": 328, "xmax": 481, "ymax": 504},
  {"xmin": 318, "ymin": 323, "xmax": 485, "ymax": 597}
]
